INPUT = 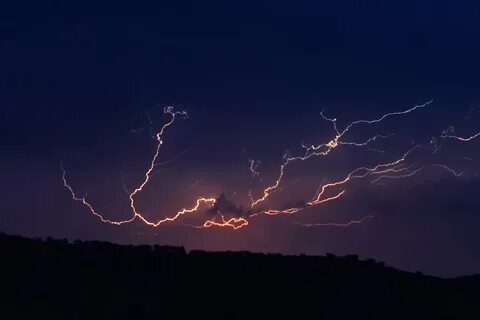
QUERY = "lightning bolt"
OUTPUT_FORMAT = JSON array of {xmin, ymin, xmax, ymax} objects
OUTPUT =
[
  {"xmin": 201, "ymin": 215, "xmax": 249, "ymax": 230},
  {"xmin": 442, "ymin": 131, "xmax": 480, "ymax": 142},
  {"xmin": 433, "ymin": 164, "xmax": 466, "ymax": 178},
  {"xmin": 62, "ymin": 163, "xmax": 136, "ymax": 225},
  {"xmin": 248, "ymin": 159, "xmax": 261, "ymax": 177},
  {"xmin": 249, "ymin": 100, "xmax": 433, "ymax": 208},
  {"xmin": 294, "ymin": 215, "xmax": 374, "ymax": 228},
  {"xmin": 63, "ymin": 100, "xmax": 443, "ymax": 231},
  {"xmin": 62, "ymin": 107, "xmax": 217, "ymax": 227},
  {"xmin": 258, "ymin": 146, "xmax": 421, "ymax": 217},
  {"xmin": 441, "ymin": 123, "xmax": 480, "ymax": 142},
  {"xmin": 371, "ymin": 165, "xmax": 424, "ymax": 184}
]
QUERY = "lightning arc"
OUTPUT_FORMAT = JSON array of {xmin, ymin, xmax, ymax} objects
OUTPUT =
[
  {"xmin": 62, "ymin": 107, "xmax": 227, "ymax": 228},
  {"xmin": 63, "ymin": 101, "xmax": 436, "ymax": 230},
  {"xmin": 441, "ymin": 130, "xmax": 480, "ymax": 142},
  {"xmin": 294, "ymin": 215, "xmax": 374, "ymax": 228},
  {"xmin": 249, "ymin": 100, "xmax": 433, "ymax": 208},
  {"xmin": 433, "ymin": 164, "xmax": 466, "ymax": 178},
  {"xmin": 248, "ymin": 159, "xmax": 261, "ymax": 177},
  {"xmin": 259, "ymin": 146, "xmax": 420, "ymax": 217},
  {"xmin": 371, "ymin": 165, "xmax": 424, "ymax": 184}
]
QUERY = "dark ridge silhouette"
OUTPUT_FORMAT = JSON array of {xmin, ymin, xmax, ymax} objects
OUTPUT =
[{"xmin": 0, "ymin": 232, "xmax": 478, "ymax": 319}]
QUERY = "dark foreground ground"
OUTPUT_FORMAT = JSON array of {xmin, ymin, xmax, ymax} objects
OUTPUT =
[{"xmin": 1, "ymin": 232, "xmax": 479, "ymax": 319}]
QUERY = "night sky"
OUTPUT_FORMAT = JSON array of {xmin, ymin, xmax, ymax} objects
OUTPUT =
[{"xmin": 2, "ymin": 1, "xmax": 480, "ymax": 277}]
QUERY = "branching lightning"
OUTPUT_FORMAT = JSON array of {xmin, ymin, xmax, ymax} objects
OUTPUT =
[
  {"xmin": 63, "ymin": 99, "xmax": 452, "ymax": 231},
  {"xmin": 249, "ymin": 100, "xmax": 433, "ymax": 209},
  {"xmin": 259, "ymin": 146, "xmax": 420, "ymax": 217},
  {"xmin": 371, "ymin": 165, "xmax": 424, "ymax": 184}
]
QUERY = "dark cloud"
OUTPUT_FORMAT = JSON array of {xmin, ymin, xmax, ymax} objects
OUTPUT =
[{"xmin": 208, "ymin": 193, "xmax": 250, "ymax": 218}]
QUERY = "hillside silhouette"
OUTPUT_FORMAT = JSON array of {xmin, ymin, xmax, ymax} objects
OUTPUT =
[{"xmin": 1, "ymin": 232, "xmax": 478, "ymax": 319}]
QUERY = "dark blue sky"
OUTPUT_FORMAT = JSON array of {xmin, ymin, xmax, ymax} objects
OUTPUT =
[{"xmin": 1, "ymin": 1, "xmax": 480, "ymax": 277}]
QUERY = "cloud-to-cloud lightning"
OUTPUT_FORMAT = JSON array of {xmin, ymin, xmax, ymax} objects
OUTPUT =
[
  {"xmin": 248, "ymin": 100, "xmax": 433, "ymax": 209},
  {"xmin": 445, "ymin": 131, "xmax": 480, "ymax": 142},
  {"xmin": 433, "ymin": 164, "xmax": 466, "ymax": 178},
  {"xmin": 63, "ymin": 107, "xmax": 219, "ymax": 227},
  {"xmin": 258, "ymin": 146, "xmax": 420, "ymax": 218},
  {"xmin": 63, "ymin": 100, "xmax": 446, "ymax": 230},
  {"xmin": 441, "ymin": 126, "xmax": 480, "ymax": 142},
  {"xmin": 294, "ymin": 215, "xmax": 374, "ymax": 228}
]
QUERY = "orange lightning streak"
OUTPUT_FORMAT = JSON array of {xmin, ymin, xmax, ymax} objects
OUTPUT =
[
  {"xmin": 202, "ymin": 215, "xmax": 249, "ymax": 230},
  {"xmin": 63, "ymin": 100, "xmax": 436, "ymax": 231},
  {"xmin": 183, "ymin": 214, "xmax": 249, "ymax": 230},
  {"xmin": 62, "ymin": 107, "xmax": 217, "ymax": 227},
  {"xmin": 257, "ymin": 146, "xmax": 420, "ymax": 217},
  {"xmin": 62, "ymin": 164, "xmax": 136, "ymax": 226}
]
